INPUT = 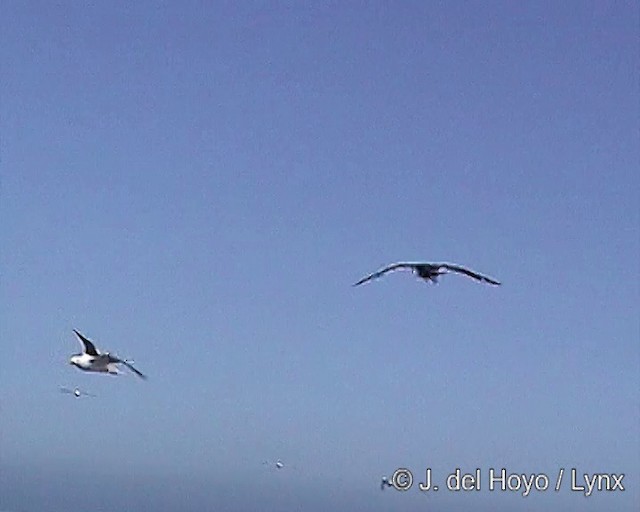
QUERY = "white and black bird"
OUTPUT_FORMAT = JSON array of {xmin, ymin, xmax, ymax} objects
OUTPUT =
[
  {"xmin": 353, "ymin": 262, "xmax": 501, "ymax": 287},
  {"xmin": 59, "ymin": 386, "xmax": 95, "ymax": 398},
  {"xmin": 69, "ymin": 329, "xmax": 147, "ymax": 380}
]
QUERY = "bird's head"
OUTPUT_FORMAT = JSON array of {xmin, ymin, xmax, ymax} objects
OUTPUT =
[{"xmin": 69, "ymin": 355, "xmax": 81, "ymax": 366}]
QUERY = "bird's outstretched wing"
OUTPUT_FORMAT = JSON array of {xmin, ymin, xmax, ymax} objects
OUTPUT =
[
  {"xmin": 108, "ymin": 355, "xmax": 148, "ymax": 380},
  {"xmin": 440, "ymin": 264, "xmax": 501, "ymax": 285},
  {"xmin": 73, "ymin": 329, "xmax": 99, "ymax": 356},
  {"xmin": 352, "ymin": 263, "xmax": 416, "ymax": 286}
]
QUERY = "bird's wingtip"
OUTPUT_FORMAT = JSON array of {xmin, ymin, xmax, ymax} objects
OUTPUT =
[{"xmin": 134, "ymin": 369, "xmax": 149, "ymax": 381}]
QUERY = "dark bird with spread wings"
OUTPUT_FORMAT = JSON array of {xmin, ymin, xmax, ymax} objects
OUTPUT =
[{"xmin": 353, "ymin": 262, "xmax": 501, "ymax": 287}]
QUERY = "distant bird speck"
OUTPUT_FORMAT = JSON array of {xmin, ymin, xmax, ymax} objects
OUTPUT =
[
  {"xmin": 262, "ymin": 458, "xmax": 288, "ymax": 470},
  {"xmin": 59, "ymin": 386, "xmax": 95, "ymax": 398}
]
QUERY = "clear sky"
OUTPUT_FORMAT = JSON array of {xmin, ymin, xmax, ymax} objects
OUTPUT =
[{"xmin": 1, "ymin": 1, "xmax": 638, "ymax": 511}]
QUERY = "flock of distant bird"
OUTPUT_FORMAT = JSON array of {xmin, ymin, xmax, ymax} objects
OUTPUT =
[{"xmin": 61, "ymin": 260, "xmax": 500, "ymax": 482}]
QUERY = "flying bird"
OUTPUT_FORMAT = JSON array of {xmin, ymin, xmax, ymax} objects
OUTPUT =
[
  {"xmin": 262, "ymin": 458, "xmax": 286, "ymax": 469},
  {"xmin": 59, "ymin": 386, "xmax": 95, "ymax": 398},
  {"xmin": 69, "ymin": 329, "xmax": 147, "ymax": 380},
  {"xmin": 261, "ymin": 458, "xmax": 304, "ymax": 473},
  {"xmin": 380, "ymin": 476, "xmax": 393, "ymax": 490},
  {"xmin": 353, "ymin": 262, "xmax": 501, "ymax": 287}
]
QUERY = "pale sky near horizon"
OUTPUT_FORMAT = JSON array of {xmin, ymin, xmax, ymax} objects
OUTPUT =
[{"xmin": 1, "ymin": 2, "xmax": 638, "ymax": 511}]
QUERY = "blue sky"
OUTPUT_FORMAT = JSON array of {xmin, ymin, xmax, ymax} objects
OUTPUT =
[{"xmin": 1, "ymin": 1, "xmax": 638, "ymax": 511}]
